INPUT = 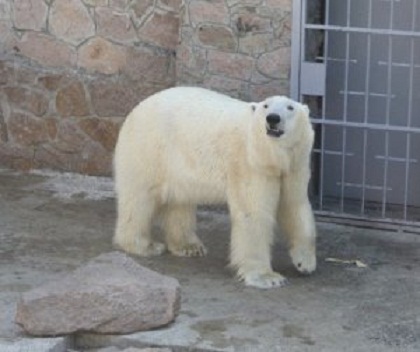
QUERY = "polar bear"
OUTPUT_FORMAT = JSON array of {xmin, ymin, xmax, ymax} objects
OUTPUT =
[{"xmin": 113, "ymin": 87, "xmax": 316, "ymax": 288}]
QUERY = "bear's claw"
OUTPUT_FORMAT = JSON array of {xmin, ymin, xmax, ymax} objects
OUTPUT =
[{"xmin": 170, "ymin": 242, "xmax": 208, "ymax": 257}]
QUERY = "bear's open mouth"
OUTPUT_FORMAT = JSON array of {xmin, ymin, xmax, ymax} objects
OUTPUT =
[{"xmin": 266, "ymin": 124, "xmax": 284, "ymax": 138}]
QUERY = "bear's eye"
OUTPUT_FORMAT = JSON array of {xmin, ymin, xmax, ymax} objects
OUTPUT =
[
  {"xmin": 287, "ymin": 105, "xmax": 294, "ymax": 111},
  {"xmin": 263, "ymin": 104, "xmax": 268, "ymax": 109}
]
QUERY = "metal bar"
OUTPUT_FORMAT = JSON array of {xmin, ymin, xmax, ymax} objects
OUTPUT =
[
  {"xmin": 313, "ymin": 149, "xmax": 354, "ymax": 157},
  {"xmin": 381, "ymin": 0, "xmax": 395, "ymax": 218},
  {"xmin": 304, "ymin": 23, "xmax": 420, "ymax": 37},
  {"xmin": 403, "ymin": 0, "xmax": 417, "ymax": 220},
  {"xmin": 336, "ymin": 182, "xmax": 392, "ymax": 191},
  {"xmin": 362, "ymin": 0, "xmax": 373, "ymax": 216},
  {"xmin": 375, "ymin": 155, "xmax": 417, "ymax": 163},
  {"xmin": 310, "ymin": 119, "xmax": 420, "ymax": 134},
  {"xmin": 339, "ymin": 90, "xmax": 396, "ymax": 98},
  {"xmin": 315, "ymin": 212, "xmax": 420, "ymax": 235},
  {"xmin": 319, "ymin": 0, "xmax": 330, "ymax": 211},
  {"xmin": 339, "ymin": 0, "xmax": 351, "ymax": 212},
  {"xmin": 290, "ymin": 0, "xmax": 304, "ymax": 99},
  {"xmin": 378, "ymin": 60, "xmax": 420, "ymax": 68}
]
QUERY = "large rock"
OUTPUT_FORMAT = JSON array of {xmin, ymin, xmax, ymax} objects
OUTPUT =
[{"xmin": 15, "ymin": 252, "xmax": 181, "ymax": 336}]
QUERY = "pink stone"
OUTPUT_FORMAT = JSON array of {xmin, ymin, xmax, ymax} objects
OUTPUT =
[
  {"xmin": 157, "ymin": 0, "xmax": 182, "ymax": 12},
  {"xmin": 138, "ymin": 10, "xmax": 180, "ymax": 50},
  {"xmin": 49, "ymin": 0, "xmax": 95, "ymax": 46},
  {"xmin": 13, "ymin": 0, "xmax": 48, "ymax": 31},
  {"xmin": 188, "ymin": 0, "xmax": 228, "ymax": 24},
  {"xmin": 15, "ymin": 252, "xmax": 181, "ymax": 335},
  {"xmin": 205, "ymin": 75, "xmax": 245, "ymax": 95},
  {"xmin": 16, "ymin": 32, "xmax": 77, "ymax": 68},
  {"xmin": 250, "ymin": 80, "xmax": 289, "ymax": 101},
  {"xmin": 123, "ymin": 47, "xmax": 173, "ymax": 83},
  {"xmin": 82, "ymin": 0, "xmax": 108, "ymax": 6},
  {"xmin": 78, "ymin": 37, "xmax": 127, "ymax": 75},
  {"xmin": 96, "ymin": 7, "xmax": 137, "ymax": 43},
  {"xmin": 197, "ymin": 24, "xmax": 236, "ymax": 52},
  {"xmin": 239, "ymin": 33, "xmax": 273, "ymax": 57},
  {"xmin": 78, "ymin": 117, "xmax": 122, "ymax": 152},
  {"xmin": 208, "ymin": 51, "xmax": 253, "ymax": 81},
  {"xmin": 0, "ymin": 0, "xmax": 11, "ymax": 20},
  {"xmin": 8, "ymin": 112, "xmax": 49, "ymax": 146},
  {"xmin": 56, "ymin": 81, "xmax": 90, "ymax": 117},
  {"xmin": 3, "ymin": 87, "xmax": 49, "ymax": 116},
  {"xmin": 257, "ymin": 47, "xmax": 291, "ymax": 79},
  {"xmin": 266, "ymin": 0, "xmax": 292, "ymax": 10}
]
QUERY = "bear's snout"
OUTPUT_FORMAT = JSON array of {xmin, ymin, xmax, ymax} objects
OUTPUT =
[{"xmin": 266, "ymin": 113, "xmax": 284, "ymax": 138}]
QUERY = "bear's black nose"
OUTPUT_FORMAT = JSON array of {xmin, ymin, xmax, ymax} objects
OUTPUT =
[{"xmin": 266, "ymin": 113, "xmax": 281, "ymax": 125}]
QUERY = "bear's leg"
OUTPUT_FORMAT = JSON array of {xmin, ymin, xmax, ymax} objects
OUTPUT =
[
  {"xmin": 161, "ymin": 204, "xmax": 207, "ymax": 257},
  {"xmin": 114, "ymin": 192, "xmax": 166, "ymax": 256},
  {"xmin": 228, "ymin": 179, "xmax": 287, "ymax": 289},
  {"xmin": 279, "ymin": 173, "xmax": 316, "ymax": 274}
]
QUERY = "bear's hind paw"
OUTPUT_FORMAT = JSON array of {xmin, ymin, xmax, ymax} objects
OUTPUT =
[{"xmin": 242, "ymin": 270, "xmax": 288, "ymax": 289}]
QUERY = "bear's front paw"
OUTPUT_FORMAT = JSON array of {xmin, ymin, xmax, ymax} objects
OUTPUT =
[
  {"xmin": 114, "ymin": 239, "xmax": 166, "ymax": 257},
  {"xmin": 290, "ymin": 245, "xmax": 316, "ymax": 274},
  {"xmin": 169, "ymin": 242, "xmax": 208, "ymax": 257},
  {"xmin": 242, "ymin": 270, "xmax": 288, "ymax": 289}
]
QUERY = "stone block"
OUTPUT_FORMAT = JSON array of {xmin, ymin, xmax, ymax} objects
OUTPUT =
[
  {"xmin": 3, "ymin": 87, "xmax": 49, "ymax": 116},
  {"xmin": 53, "ymin": 119, "xmax": 87, "ymax": 153},
  {"xmin": 157, "ymin": 0, "xmax": 182, "ymax": 12},
  {"xmin": 78, "ymin": 117, "xmax": 122, "ymax": 152},
  {"xmin": 238, "ymin": 33, "xmax": 274, "ymax": 56},
  {"xmin": 138, "ymin": 10, "xmax": 180, "ymax": 50},
  {"xmin": 0, "ymin": 144, "xmax": 34, "ymax": 171},
  {"xmin": 16, "ymin": 32, "xmax": 77, "ymax": 68},
  {"xmin": 38, "ymin": 74, "xmax": 68, "ymax": 91},
  {"xmin": 88, "ymin": 80, "xmax": 140, "ymax": 117},
  {"xmin": 0, "ymin": 0, "xmax": 11, "ymax": 20},
  {"xmin": 188, "ymin": 0, "xmax": 229, "ymax": 25},
  {"xmin": 15, "ymin": 252, "xmax": 181, "ymax": 335},
  {"xmin": 83, "ymin": 0, "xmax": 108, "ymax": 6},
  {"xmin": 13, "ymin": 0, "xmax": 48, "ymax": 31},
  {"xmin": 257, "ymin": 47, "xmax": 290, "ymax": 80},
  {"xmin": 96, "ymin": 7, "xmax": 137, "ymax": 43},
  {"xmin": 249, "ymin": 80, "xmax": 289, "ymax": 101},
  {"xmin": 208, "ymin": 51, "xmax": 253, "ymax": 81},
  {"xmin": 123, "ymin": 46, "xmax": 172, "ymax": 83},
  {"xmin": 49, "ymin": 0, "xmax": 95, "ymax": 46},
  {"xmin": 7, "ymin": 111, "xmax": 49, "ymax": 146},
  {"xmin": 129, "ymin": 0, "xmax": 154, "ymax": 26},
  {"xmin": 196, "ymin": 24, "xmax": 236, "ymax": 52},
  {"xmin": 78, "ymin": 37, "xmax": 126, "ymax": 74},
  {"xmin": 0, "ymin": 337, "xmax": 70, "ymax": 352},
  {"xmin": 78, "ymin": 37, "xmax": 127, "ymax": 75},
  {"xmin": 56, "ymin": 81, "xmax": 90, "ymax": 117}
]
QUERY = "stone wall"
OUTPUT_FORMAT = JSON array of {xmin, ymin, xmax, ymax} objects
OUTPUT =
[
  {"xmin": 177, "ymin": 0, "xmax": 292, "ymax": 101},
  {"xmin": 0, "ymin": 0, "xmax": 180, "ymax": 175},
  {"xmin": 0, "ymin": 0, "xmax": 292, "ymax": 175}
]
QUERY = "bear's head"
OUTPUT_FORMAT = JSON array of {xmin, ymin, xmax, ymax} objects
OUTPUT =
[
  {"xmin": 247, "ymin": 96, "xmax": 313, "ymax": 174},
  {"xmin": 250, "ymin": 96, "xmax": 310, "ymax": 140}
]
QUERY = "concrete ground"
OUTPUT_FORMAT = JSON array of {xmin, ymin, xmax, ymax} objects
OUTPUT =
[{"xmin": 0, "ymin": 169, "xmax": 419, "ymax": 352}]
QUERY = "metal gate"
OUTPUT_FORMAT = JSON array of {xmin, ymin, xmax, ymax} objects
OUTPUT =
[{"xmin": 291, "ymin": 0, "xmax": 420, "ymax": 232}]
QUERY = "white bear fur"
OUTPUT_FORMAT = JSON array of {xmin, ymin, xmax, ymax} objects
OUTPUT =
[{"xmin": 113, "ymin": 87, "xmax": 316, "ymax": 288}]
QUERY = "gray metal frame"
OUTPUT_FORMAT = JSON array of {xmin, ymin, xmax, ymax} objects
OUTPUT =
[{"xmin": 291, "ymin": 0, "xmax": 420, "ymax": 232}]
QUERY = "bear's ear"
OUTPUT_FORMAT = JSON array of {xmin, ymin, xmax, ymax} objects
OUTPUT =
[{"xmin": 250, "ymin": 103, "xmax": 257, "ymax": 112}]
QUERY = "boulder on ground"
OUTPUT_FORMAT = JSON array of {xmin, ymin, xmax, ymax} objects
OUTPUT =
[{"xmin": 15, "ymin": 252, "xmax": 180, "ymax": 336}]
